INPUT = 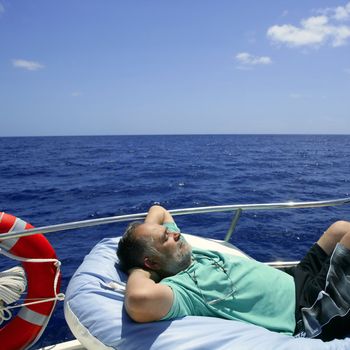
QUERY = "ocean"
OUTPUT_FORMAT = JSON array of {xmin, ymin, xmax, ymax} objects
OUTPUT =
[{"xmin": 0, "ymin": 134, "xmax": 349, "ymax": 348}]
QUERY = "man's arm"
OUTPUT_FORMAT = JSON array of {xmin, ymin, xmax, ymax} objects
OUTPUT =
[
  {"xmin": 125, "ymin": 268, "xmax": 173, "ymax": 322},
  {"xmin": 125, "ymin": 205, "xmax": 175, "ymax": 322},
  {"xmin": 144, "ymin": 205, "xmax": 175, "ymax": 225}
]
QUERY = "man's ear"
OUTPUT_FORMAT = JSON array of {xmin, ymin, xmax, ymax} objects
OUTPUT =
[{"xmin": 144, "ymin": 257, "xmax": 160, "ymax": 270}]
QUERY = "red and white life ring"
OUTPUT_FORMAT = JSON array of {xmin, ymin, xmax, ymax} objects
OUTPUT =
[{"xmin": 0, "ymin": 212, "xmax": 61, "ymax": 350}]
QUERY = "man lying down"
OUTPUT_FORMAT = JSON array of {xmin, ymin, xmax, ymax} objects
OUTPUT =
[{"xmin": 117, "ymin": 205, "xmax": 350, "ymax": 341}]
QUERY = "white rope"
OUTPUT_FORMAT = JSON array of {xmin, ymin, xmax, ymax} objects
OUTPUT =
[
  {"xmin": 0, "ymin": 248, "xmax": 65, "ymax": 325},
  {"xmin": 0, "ymin": 266, "xmax": 27, "ymax": 324}
]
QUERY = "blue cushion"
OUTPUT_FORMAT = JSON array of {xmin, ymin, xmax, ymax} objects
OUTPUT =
[{"xmin": 64, "ymin": 237, "xmax": 350, "ymax": 350}]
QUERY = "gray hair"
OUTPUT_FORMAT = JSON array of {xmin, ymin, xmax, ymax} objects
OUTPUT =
[{"xmin": 116, "ymin": 221, "xmax": 161, "ymax": 272}]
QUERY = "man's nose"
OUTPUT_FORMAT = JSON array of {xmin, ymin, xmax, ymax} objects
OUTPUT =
[{"xmin": 170, "ymin": 232, "xmax": 180, "ymax": 242}]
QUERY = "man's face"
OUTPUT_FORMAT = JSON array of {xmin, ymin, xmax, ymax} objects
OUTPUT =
[{"xmin": 135, "ymin": 223, "xmax": 192, "ymax": 276}]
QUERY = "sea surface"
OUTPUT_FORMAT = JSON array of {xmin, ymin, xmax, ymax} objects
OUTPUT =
[{"xmin": 0, "ymin": 134, "xmax": 350, "ymax": 348}]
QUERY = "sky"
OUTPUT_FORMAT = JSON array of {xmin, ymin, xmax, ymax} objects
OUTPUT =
[{"xmin": 0, "ymin": 1, "xmax": 349, "ymax": 136}]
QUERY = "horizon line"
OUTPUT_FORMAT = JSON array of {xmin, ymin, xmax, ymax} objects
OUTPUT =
[{"xmin": 1, "ymin": 132, "xmax": 350, "ymax": 138}]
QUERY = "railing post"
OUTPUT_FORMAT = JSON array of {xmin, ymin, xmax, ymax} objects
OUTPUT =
[{"xmin": 224, "ymin": 208, "xmax": 242, "ymax": 242}]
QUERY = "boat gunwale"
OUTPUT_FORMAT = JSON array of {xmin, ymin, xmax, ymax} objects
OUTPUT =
[{"xmin": 1, "ymin": 197, "xmax": 349, "ymax": 241}]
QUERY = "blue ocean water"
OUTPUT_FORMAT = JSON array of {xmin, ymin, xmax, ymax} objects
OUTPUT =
[{"xmin": 0, "ymin": 134, "xmax": 349, "ymax": 348}]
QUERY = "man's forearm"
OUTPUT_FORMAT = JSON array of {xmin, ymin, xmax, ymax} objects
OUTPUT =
[
  {"xmin": 127, "ymin": 268, "xmax": 160, "ymax": 286},
  {"xmin": 125, "ymin": 269, "xmax": 156, "ymax": 315},
  {"xmin": 125, "ymin": 268, "xmax": 172, "ymax": 322},
  {"xmin": 145, "ymin": 205, "xmax": 174, "ymax": 225},
  {"xmin": 127, "ymin": 269, "xmax": 152, "ymax": 294}
]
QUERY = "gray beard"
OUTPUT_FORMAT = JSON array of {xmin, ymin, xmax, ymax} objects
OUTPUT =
[{"xmin": 159, "ymin": 248, "xmax": 192, "ymax": 278}]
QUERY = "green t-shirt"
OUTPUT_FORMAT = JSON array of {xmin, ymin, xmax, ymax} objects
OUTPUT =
[{"xmin": 160, "ymin": 222, "xmax": 296, "ymax": 335}]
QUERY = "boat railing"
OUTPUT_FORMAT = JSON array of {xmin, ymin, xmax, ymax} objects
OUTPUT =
[{"xmin": 1, "ymin": 197, "xmax": 350, "ymax": 242}]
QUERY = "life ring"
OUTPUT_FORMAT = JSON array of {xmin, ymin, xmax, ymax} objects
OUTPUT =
[{"xmin": 0, "ymin": 212, "xmax": 61, "ymax": 350}]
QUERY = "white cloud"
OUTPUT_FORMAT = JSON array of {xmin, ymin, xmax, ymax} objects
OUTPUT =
[
  {"xmin": 267, "ymin": 2, "xmax": 350, "ymax": 48},
  {"xmin": 12, "ymin": 59, "xmax": 45, "ymax": 71},
  {"xmin": 321, "ymin": 2, "xmax": 350, "ymax": 21},
  {"xmin": 235, "ymin": 52, "xmax": 272, "ymax": 65},
  {"xmin": 334, "ymin": 4, "xmax": 350, "ymax": 20},
  {"xmin": 0, "ymin": 2, "xmax": 5, "ymax": 15}
]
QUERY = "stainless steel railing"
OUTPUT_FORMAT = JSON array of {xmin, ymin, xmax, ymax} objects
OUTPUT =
[{"xmin": 1, "ymin": 197, "xmax": 349, "ymax": 242}]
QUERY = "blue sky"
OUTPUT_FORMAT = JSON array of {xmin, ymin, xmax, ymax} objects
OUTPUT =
[{"xmin": 0, "ymin": 1, "xmax": 349, "ymax": 136}]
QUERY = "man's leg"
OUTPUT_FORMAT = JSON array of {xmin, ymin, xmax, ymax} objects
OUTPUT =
[
  {"xmin": 316, "ymin": 221, "xmax": 350, "ymax": 255},
  {"xmin": 304, "ymin": 220, "xmax": 350, "ymax": 340}
]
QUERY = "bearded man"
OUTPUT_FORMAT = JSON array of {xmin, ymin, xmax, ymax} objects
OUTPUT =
[{"xmin": 117, "ymin": 205, "xmax": 350, "ymax": 341}]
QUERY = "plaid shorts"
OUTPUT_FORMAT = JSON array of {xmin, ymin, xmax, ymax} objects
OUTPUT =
[
  {"xmin": 284, "ymin": 243, "xmax": 350, "ymax": 340},
  {"xmin": 283, "ymin": 244, "xmax": 331, "ymax": 335}
]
